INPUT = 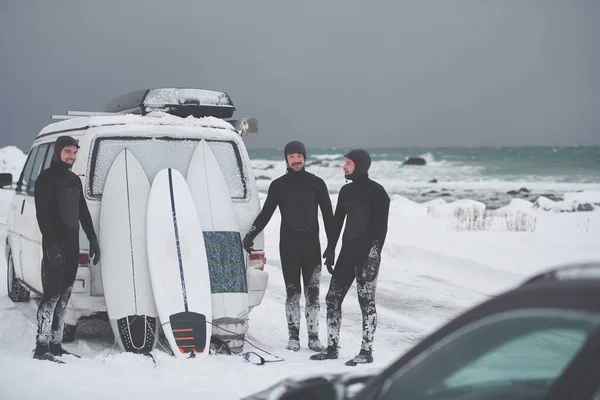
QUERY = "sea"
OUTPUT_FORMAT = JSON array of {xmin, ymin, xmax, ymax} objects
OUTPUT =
[{"xmin": 247, "ymin": 146, "xmax": 600, "ymax": 209}]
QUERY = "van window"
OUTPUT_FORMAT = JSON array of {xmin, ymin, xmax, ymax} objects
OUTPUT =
[
  {"xmin": 42, "ymin": 143, "xmax": 55, "ymax": 170},
  {"xmin": 88, "ymin": 137, "xmax": 248, "ymax": 200},
  {"xmin": 26, "ymin": 143, "xmax": 52, "ymax": 194},
  {"xmin": 16, "ymin": 147, "xmax": 39, "ymax": 194}
]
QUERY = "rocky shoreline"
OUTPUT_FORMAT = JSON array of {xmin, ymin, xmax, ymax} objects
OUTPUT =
[
  {"xmin": 401, "ymin": 187, "xmax": 597, "ymax": 211},
  {"xmin": 252, "ymin": 161, "xmax": 598, "ymax": 212}
]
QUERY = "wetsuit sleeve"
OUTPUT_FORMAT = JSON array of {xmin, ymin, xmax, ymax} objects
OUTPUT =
[
  {"xmin": 248, "ymin": 181, "xmax": 279, "ymax": 238},
  {"xmin": 315, "ymin": 178, "xmax": 334, "ymax": 241},
  {"xmin": 34, "ymin": 173, "xmax": 57, "ymax": 247},
  {"xmin": 79, "ymin": 186, "xmax": 97, "ymax": 241},
  {"xmin": 370, "ymin": 185, "xmax": 390, "ymax": 252},
  {"xmin": 327, "ymin": 186, "xmax": 347, "ymax": 251}
]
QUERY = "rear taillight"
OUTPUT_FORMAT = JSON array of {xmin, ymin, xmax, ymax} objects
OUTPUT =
[
  {"xmin": 78, "ymin": 253, "xmax": 90, "ymax": 266},
  {"xmin": 248, "ymin": 250, "xmax": 266, "ymax": 271}
]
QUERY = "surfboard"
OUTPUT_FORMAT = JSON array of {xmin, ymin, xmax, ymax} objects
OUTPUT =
[
  {"xmin": 99, "ymin": 149, "xmax": 159, "ymax": 354},
  {"xmin": 146, "ymin": 168, "xmax": 212, "ymax": 358},
  {"xmin": 186, "ymin": 140, "xmax": 248, "ymax": 353}
]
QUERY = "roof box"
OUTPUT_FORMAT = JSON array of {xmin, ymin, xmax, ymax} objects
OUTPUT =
[{"xmin": 105, "ymin": 88, "xmax": 236, "ymax": 119}]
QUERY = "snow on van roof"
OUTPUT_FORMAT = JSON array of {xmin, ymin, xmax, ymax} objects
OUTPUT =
[
  {"xmin": 144, "ymin": 88, "xmax": 233, "ymax": 107},
  {"xmin": 38, "ymin": 111, "xmax": 235, "ymax": 137}
]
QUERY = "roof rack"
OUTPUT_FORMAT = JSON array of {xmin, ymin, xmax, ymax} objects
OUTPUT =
[
  {"xmin": 49, "ymin": 88, "xmax": 258, "ymax": 136},
  {"xmin": 51, "ymin": 111, "xmax": 122, "ymax": 120}
]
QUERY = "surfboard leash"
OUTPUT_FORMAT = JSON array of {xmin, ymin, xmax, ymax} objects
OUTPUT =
[
  {"xmin": 159, "ymin": 319, "xmax": 285, "ymax": 365},
  {"xmin": 206, "ymin": 321, "xmax": 285, "ymax": 366},
  {"xmin": 102, "ymin": 335, "xmax": 121, "ymax": 363}
]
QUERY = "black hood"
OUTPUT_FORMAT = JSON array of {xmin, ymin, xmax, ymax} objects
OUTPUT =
[
  {"xmin": 284, "ymin": 140, "xmax": 306, "ymax": 159},
  {"xmin": 284, "ymin": 140, "xmax": 306, "ymax": 173},
  {"xmin": 52, "ymin": 135, "xmax": 80, "ymax": 170},
  {"xmin": 344, "ymin": 149, "xmax": 371, "ymax": 180}
]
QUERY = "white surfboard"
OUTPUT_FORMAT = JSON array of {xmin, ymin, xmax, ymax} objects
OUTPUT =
[
  {"xmin": 99, "ymin": 149, "xmax": 159, "ymax": 354},
  {"xmin": 186, "ymin": 140, "xmax": 248, "ymax": 352},
  {"xmin": 146, "ymin": 168, "xmax": 212, "ymax": 358}
]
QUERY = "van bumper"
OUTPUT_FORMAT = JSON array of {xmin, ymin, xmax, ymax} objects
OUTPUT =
[{"xmin": 66, "ymin": 266, "xmax": 107, "ymax": 324}]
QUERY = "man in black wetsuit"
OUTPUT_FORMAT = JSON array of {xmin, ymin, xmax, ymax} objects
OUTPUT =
[
  {"xmin": 311, "ymin": 149, "xmax": 390, "ymax": 366},
  {"xmin": 32, "ymin": 136, "xmax": 101, "ymax": 362},
  {"xmin": 242, "ymin": 141, "xmax": 334, "ymax": 352}
]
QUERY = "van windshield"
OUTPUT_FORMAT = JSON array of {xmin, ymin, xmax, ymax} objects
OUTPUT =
[{"xmin": 88, "ymin": 137, "xmax": 248, "ymax": 199}]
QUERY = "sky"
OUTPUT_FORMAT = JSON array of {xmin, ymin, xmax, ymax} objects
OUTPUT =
[{"xmin": 0, "ymin": 0, "xmax": 599, "ymax": 152}]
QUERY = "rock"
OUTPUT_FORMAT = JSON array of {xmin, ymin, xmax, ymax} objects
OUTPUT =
[
  {"xmin": 441, "ymin": 193, "xmax": 451, "ymax": 197},
  {"xmin": 402, "ymin": 157, "xmax": 426, "ymax": 166},
  {"xmin": 507, "ymin": 190, "xmax": 518, "ymax": 196},
  {"xmin": 255, "ymin": 175, "xmax": 271, "ymax": 181},
  {"xmin": 540, "ymin": 193, "xmax": 561, "ymax": 201},
  {"xmin": 428, "ymin": 179, "xmax": 438, "ymax": 183},
  {"xmin": 518, "ymin": 187, "xmax": 530, "ymax": 193},
  {"xmin": 576, "ymin": 203, "xmax": 595, "ymax": 212}
]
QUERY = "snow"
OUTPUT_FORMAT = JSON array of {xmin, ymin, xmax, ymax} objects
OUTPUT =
[
  {"xmin": 38, "ymin": 111, "xmax": 235, "ymax": 137},
  {"xmin": 562, "ymin": 190, "xmax": 600, "ymax": 210},
  {"xmin": 144, "ymin": 88, "xmax": 233, "ymax": 107},
  {"xmin": 532, "ymin": 191, "xmax": 600, "ymax": 213},
  {"xmin": 425, "ymin": 198, "xmax": 486, "ymax": 218},
  {"xmin": 1, "ymin": 148, "xmax": 600, "ymax": 399},
  {"xmin": 534, "ymin": 190, "xmax": 600, "ymax": 212},
  {"xmin": 0, "ymin": 146, "xmax": 27, "ymax": 178}
]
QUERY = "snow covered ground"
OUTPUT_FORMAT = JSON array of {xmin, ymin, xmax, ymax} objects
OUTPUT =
[{"xmin": 0, "ymin": 159, "xmax": 599, "ymax": 399}]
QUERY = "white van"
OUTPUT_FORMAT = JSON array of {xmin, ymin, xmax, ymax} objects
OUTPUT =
[{"xmin": 1, "ymin": 88, "xmax": 269, "ymax": 342}]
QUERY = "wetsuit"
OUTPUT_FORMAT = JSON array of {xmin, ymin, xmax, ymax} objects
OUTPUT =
[
  {"xmin": 33, "ymin": 136, "xmax": 100, "ymax": 358},
  {"xmin": 313, "ymin": 149, "xmax": 390, "ymax": 364},
  {"xmin": 243, "ymin": 142, "xmax": 334, "ymax": 348}
]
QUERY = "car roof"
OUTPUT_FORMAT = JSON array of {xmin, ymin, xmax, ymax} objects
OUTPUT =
[{"xmin": 518, "ymin": 261, "xmax": 600, "ymax": 288}]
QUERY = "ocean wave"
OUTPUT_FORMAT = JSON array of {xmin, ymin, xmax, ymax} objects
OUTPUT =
[
  {"xmin": 252, "ymin": 158, "xmax": 485, "ymax": 184},
  {"xmin": 251, "ymin": 157, "xmax": 600, "ymax": 209},
  {"xmin": 251, "ymin": 154, "xmax": 599, "ymax": 183},
  {"xmin": 311, "ymin": 153, "xmax": 343, "ymax": 161}
]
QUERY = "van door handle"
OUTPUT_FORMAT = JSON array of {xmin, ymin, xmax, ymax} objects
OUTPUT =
[{"xmin": 20, "ymin": 199, "xmax": 25, "ymax": 214}]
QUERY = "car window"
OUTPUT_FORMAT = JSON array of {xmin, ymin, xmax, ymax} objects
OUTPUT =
[
  {"xmin": 42, "ymin": 142, "xmax": 55, "ymax": 170},
  {"xmin": 16, "ymin": 147, "xmax": 39, "ymax": 194},
  {"xmin": 26, "ymin": 143, "xmax": 51, "ymax": 194},
  {"xmin": 378, "ymin": 309, "xmax": 600, "ymax": 400},
  {"xmin": 88, "ymin": 137, "xmax": 248, "ymax": 200}
]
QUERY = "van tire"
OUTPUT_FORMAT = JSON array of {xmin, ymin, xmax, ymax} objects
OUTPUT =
[
  {"xmin": 63, "ymin": 324, "xmax": 77, "ymax": 343},
  {"xmin": 7, "ymin": 249, "xmax": 30, "ymax": 302}
]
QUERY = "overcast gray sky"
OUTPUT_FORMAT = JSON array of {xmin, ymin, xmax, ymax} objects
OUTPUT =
[{"xmin": 1, "ymin": 0, "xmax": 599, "ymax": 151}]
